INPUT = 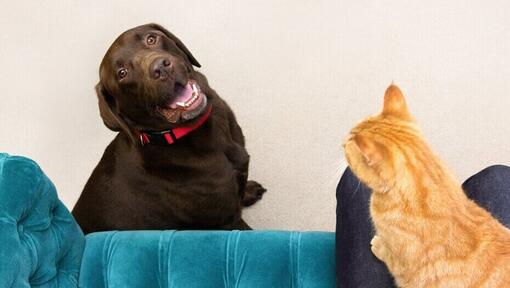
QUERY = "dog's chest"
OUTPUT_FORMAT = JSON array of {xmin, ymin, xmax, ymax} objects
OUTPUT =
[{"xmin": 118, "ymin": 148, "xmax": 241, "ymax": 220}]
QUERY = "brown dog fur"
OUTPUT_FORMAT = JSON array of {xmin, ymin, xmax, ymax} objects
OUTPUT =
[{"xmin": 72, "ymin": 24, "xmax": 266, "ymax": 233}]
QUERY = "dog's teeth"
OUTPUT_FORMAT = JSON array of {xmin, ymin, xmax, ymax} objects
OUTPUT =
[{"xmin": 176, "ymin": 90, "xmax": 201, "ymax": 109}]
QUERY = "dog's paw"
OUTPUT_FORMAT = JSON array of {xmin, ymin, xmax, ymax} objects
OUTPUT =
[{"xmin": 242, "ymin": 180, "xmax": 267, "ymax": 207}]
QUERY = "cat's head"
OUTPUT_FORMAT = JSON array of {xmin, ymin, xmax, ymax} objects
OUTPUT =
[{"xmin": 344, "ymin": 84, "xmax": 421, "ymax": 193}]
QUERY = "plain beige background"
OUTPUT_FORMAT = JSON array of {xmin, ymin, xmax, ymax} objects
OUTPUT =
[{"xmin": 1, "ymin": 1, "xmax": 509, "ymax": 231}]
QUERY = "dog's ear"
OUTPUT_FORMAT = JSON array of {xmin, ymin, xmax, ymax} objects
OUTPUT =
[
  {"xmin": 96, "ymin": 83, "xmax": 138, "ymax": 144},
  {"xmin": 149, "ymin": 23, "xmax": 201, "ymax": 68}
]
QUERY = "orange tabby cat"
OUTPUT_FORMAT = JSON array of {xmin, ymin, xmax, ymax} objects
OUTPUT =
[{"xmin": 343, "ymin": 84, "xmax": 510, "ymax": 287}]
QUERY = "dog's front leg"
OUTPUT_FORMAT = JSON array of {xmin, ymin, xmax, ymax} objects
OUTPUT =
[
  {"xmin": 225, "ymin": 143, "xmax": 266, "ymax": 207},
  {"xmin": 225, "ymin": 142, "xmax": 250, "ymax": 197}
]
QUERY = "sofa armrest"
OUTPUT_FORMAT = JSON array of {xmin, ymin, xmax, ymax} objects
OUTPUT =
[{"xmin": 0, "ymin": 153, "xmax": 85, "ymax": 287}]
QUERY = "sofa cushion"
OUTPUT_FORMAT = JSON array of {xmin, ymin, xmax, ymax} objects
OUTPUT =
[
  {"xmin": 0, "ymin": 153, "xmax": 85, "ymax": 287},
  {"xmin": 80, "ymin": 230, "xmax": 335, "ymax": 288}
]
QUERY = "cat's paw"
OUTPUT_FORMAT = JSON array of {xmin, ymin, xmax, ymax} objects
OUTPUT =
[{"xmin": 370, "ymin": 235, "xmax": 386, "ymax": 261}]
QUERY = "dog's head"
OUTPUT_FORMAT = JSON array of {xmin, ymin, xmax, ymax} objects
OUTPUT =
[{"xmin": 96, "ymin": 23, "xmax": 209, "ymax": 143}]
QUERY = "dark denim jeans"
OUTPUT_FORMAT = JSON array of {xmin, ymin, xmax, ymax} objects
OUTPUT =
[{"xmin": 335, "ymin": 165, "xmax": 510, "ymax": 287}]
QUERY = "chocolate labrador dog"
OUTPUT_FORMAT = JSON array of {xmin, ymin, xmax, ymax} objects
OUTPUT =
[{"xmin": 72, "ymin": 23, "xmax": 266, "ymax": 234}]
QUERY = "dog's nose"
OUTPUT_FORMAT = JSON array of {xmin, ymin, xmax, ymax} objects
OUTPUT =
[{"xmin": 150, "ymin": 57, "xmax": 173, "ymax": 80}]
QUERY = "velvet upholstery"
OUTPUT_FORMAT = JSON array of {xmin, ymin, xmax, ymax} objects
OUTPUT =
[
  {"xmin": 0, "ymin": 153, "xmax": 335, "ymax": 287},
  {"xmin": 0, "ymin": 153, "xmax": 85, "ymax": 287},
  {"xmin": 79, "ymin": 230, "xmax": 335, "ymax": 287}
]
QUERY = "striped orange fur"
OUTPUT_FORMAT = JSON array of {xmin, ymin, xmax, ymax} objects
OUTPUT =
[{"xmin": 343, "ymin": 84, "xmax": 510, "ymax": 287}]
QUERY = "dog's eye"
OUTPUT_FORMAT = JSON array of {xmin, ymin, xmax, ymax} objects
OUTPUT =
[
  {"xmin": 117, "ymin": 68, "xmax": 128, "ymax": 79},
  {"xmin": 146, "ymin": 35, "xmax": 157, "ymax": 45}
]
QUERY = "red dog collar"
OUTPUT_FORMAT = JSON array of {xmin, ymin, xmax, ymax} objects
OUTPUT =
[{"xmin": 138, "ymin": 105, "xmax": 212, "ymax": 146}]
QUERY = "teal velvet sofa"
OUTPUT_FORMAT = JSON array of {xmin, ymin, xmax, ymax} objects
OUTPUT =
[{"xmin": 0, "ymin": 153, "xmax": 335, "ymax": 287}]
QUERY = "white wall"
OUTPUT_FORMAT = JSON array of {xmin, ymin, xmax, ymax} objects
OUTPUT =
[{"xmin": 1, "ymin": 0, "xmax": 509, "ymax": 231}]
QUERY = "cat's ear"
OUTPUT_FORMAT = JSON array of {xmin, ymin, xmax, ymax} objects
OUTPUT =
[
  {"xmin": 382, "ymin": 84, "xmax": 412, "ymax": 120},
  {"xmin": 353, "ymin": 135, "xmax": 384, "ymax": 166}
]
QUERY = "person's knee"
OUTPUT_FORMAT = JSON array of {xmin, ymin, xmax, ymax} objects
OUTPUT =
[
  {"xmin": 336, "ymin": 168, "xmax": 358, "ymax": 198},
  {"xmin": 463, "ymin": 164, "xmax": 510, "ymax": 201},
  {"xmin": 336, "ymin": 167, "xmax": 373, "ymax": 211},
  {"xmin": 473, "ymin": 165, "xmax": 510, "ymax": 180},
  {"xmin": 341, "ymin": 167, "xmax": 356, "ymax": 179}
]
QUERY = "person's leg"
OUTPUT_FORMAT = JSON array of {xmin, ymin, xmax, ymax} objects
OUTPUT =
[
  {"xmin": 336, "ymin": 168, "xmax": 396, "ymax": 288},
  {"xmin": 462, "ymin": 165, "xmax": 510, "ymax": 227},
  {"xmin": 335, "ymin": 165, "xmax": 510, "ymax": 287}
]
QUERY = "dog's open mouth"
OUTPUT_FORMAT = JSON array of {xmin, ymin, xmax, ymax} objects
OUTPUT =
[{"xmin": 157, "ymin": 80, "xmax": 208, "ymax": 123}]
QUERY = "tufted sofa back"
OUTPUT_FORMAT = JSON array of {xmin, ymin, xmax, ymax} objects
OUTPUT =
[{"xmin": 0, "ymin": 153, "xmax": 85, "ymax": 287}]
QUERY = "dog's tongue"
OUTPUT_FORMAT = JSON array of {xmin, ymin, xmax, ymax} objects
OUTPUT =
[{"xmin": 169, "ymin": 82, "xmax": 194, "ymax": 109}]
